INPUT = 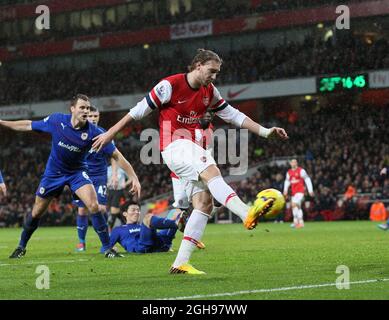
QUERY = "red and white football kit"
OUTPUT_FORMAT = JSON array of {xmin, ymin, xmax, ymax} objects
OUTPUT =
[
  {"xmin": 129, "ymin": 73, "xmax": 246, "ymax": 200},
  {"xmin": 283, "ymin": 167, "xmax": 313, "ymax": 206}
]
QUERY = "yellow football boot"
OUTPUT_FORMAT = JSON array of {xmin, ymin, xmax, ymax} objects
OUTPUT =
[
  {"xmin": 169, "ymin": 263, "xmax": 206, "ymax": 275},
  {"xmin": 244, "ymin": 197, "xmax": 274, "ymax": 230}
]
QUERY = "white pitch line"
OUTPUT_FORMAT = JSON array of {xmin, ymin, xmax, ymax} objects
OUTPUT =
[
  {"xmin": 160, "ymin": 278, "xmax": 389, "ymax": 300},
  {"xmin": 0, "ymin": 258, "xmax": 91, "ymax": 267}
]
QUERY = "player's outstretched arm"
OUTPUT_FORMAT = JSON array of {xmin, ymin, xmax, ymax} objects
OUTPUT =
[
  {"xmin": 241, "ymin": 117, "xmax": 288, "ymax": 140},
  {"xmin": 212, "ymin": 100, "xmax": 288, "ymax": 140},
  {"xmin": 0, "ymin": 119, "xmax": 32, "ymax": 131},
  {"xmin": 283, "ymin": 173, "xmax": 290, "ymax": 198},
  {"xmin": 300, "ymin": 169, "xmax": 314, "ymax": 197},
  {"xmin": 93, "ymin": 113, "xmax": 133, "ymax": 152},
  {"xmin": 109, "ymin": 158, "xmax": 119, "ymax": 190},
  {"xmin": 111, "ymin": 148, "xmax": 141, "ymax": 199},
  {"xmin": 212, "ymin": 86, "xmax": 287, "ymax": 140}
]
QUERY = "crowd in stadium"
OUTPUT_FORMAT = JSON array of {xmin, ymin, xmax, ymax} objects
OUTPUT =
[
  {"xmin": 1, "ymin": 102, "xmax": 388, "ymax": 227},
  {"xmin": 233, "ymin": 104, "xmax": 389, "ymax": 221},
  {"xmin": 1, "ymin": 0, "xmax": 370, "ymax": 46},
  {"xmin": 0, "ymin": 0, "xmax": 387, "ymax": 228},
  {"xmin": 1, "ymin": 33, "xmax": 388, "ymax": 106}
]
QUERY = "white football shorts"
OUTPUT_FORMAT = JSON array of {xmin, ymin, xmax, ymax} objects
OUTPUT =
[
  {"xmin": 291, "ymin": 192, "xmax": 304, "ymax": 207},
  {"xmin": 161, "ymin": 139, "xmax": 216, "ymax": 201}
]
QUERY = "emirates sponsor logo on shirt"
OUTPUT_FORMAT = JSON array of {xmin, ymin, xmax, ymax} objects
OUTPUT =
[{"xmin": 176, "ymin": 115, "xmax": 199, "ymax": 124}]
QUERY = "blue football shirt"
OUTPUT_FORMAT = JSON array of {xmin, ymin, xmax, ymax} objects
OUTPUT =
[
  {"xmin": 85, "ymin": 126, "xmax": 116, "ymax": 178},
  {"xmin": 31, "ymin": 113, "xmax": 113, "ymax": 175},
  {"xmin": 109, "ymin": 224, "xmax": 141, "ymax": 252}
]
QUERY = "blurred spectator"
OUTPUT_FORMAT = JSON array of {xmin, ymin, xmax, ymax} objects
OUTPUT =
[
  {"xmin": 369, "ymin": 199, "xmax": 387, "ymax": 222},
  {"xmin": 344, "ymin": 185, "xmax": 357, "ymax": 201}
]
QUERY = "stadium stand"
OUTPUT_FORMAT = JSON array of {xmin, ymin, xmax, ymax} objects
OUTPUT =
[
  {"xmin": 0, "ymin": 0, "xmax": 373, "ymax": 46},
  {"xmin": 0, "ymin": 0, "xmax": 388, "ymax": 227},
  {"xmin": 1, "ymin": 101, "xmax": 388, "ymax": 227},
  {"xmin": 0, "ymin": 33, "xmax": 388, "ymax": 106}
]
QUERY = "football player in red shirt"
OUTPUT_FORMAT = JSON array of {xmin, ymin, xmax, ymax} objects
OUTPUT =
[
  {"xmin": 283, "ymin": 159, "xmax": 314, "ymax": 228},
  {"xmin": 93, "ymin": 49, "xmax": 288, "ymax": 274}
]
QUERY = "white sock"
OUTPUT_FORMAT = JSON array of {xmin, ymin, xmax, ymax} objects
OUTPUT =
[
  {"xmin": 292, "ymin": 207, "xmax": 299, "ymax": 225},
  {"xmin": 207, "ymin": 176, "xmax": 249, "ymax": 221},
  {"xmin": 298, "ymin": 208, "xmax": 304, "ymax": 225},
  {"xmin": 173, "ymin": 209, "xmax": 208, "ymax": 267}
]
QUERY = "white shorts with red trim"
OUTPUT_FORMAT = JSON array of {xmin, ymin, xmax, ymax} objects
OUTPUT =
[{"xmin": 162, "ymin": 139, "xmax": 216, "ymax": 201}]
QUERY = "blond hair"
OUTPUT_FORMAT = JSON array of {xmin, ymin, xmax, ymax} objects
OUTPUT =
[{"xmin": 188, "ymin": 49, "xmax": 222, "ymax": 72}]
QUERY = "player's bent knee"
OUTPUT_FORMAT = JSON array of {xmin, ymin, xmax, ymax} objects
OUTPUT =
[
  {"xmin": 32, "ymin": 205, "xmax": 46, "ymax": 218},
  {"xmin": 192, "ymin": 191, "xmax": 213, "ymax": 215},
  {"xmin": 32, "ymin": 203, "xmax": 49, "ymax": 218},
  {"xmin": 194, "ymin": 202, "xmax": 213, "ymax": 216},
  {"xmin": 200, "ymin": 165, "xmax": 221, "ymax": 184},
  {"xmin": 143, "ymin": 213, "xmax": 153, "ymax": 228},
  {"xmin": 86, "ymin": 202, "xmax": 100, "ymax": 214},
  {"xmin": 31, "ymin": 210, "xmax": 45, "ymax": 219}
]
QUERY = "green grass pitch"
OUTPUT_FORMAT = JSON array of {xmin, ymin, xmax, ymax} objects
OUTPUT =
[{"xmin": 0, "ymin": 221, "xmax": 388, "ymax": 300}]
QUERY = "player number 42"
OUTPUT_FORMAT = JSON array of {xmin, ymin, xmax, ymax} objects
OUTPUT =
[{"xmin": 97, "ymin": 185, "xmax": 107, "ymax": 196}]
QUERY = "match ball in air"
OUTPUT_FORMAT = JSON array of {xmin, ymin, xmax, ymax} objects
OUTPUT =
[{"xmin": 256, "ymin": 188, "xmax": 285, "ymax": 219}]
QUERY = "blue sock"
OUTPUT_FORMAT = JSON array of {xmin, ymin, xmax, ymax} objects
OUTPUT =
[
  {"xmin": 91, "ymin": 212, "xmax": 110, "ymax": 250},
  {"xmin": 19, "ymin": 213, "xmax": 40, "ymax": 249},
  {"xmin": 77, "ymin": 215, "xmax": 89, "ymax": 243},
  {"xmin": 150, "ymin": 215, "xmax": 177, "ymax": 230},
  {"xmin": 386, "ymin": 218, "xmax": 389, "ymax": 225}
]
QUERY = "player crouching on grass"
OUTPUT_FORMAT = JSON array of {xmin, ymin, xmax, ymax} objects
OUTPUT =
[{"xmin": 109, "ymin": 201, "xmax": 187, "ymax": 253}]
